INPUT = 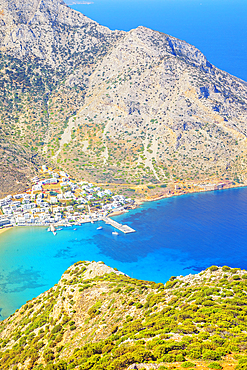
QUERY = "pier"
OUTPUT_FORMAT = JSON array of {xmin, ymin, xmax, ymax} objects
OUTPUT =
[{"xmin": 104, "ymin": 217, "xmax": 136, "ymax": 234}]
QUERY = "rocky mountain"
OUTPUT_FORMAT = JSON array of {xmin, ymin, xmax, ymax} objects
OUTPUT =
[
  {"xmin": 1, "ymin": 0, "xmax": 247, "ymax": 195},
  {"xmin": 0, "ymin": 261, "xmax": 247, "ymax": 369}
]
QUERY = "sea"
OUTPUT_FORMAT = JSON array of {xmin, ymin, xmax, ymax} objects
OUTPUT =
[
  {"xmin": 69, "ymin": 0, "xmax": 247, "ymax": 82},
  {"xmin": 1, "ymin": 0, "xmax": 247, "ymax": 320},
  {"xmin": 1, "ymin": 187, "xmax": 247, "ymax": 319}
]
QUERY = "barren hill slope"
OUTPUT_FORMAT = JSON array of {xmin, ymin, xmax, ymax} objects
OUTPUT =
[{"xmin": 0, "ymin": 0, "xmax": 247, "ymax": 194}]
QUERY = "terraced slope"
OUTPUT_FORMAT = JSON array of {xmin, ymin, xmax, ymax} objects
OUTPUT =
[
  {"xmin": 1, "ymin": 0, "xmax": 247, "ymax": 194},
  {"xmin": 1, "ymin": 261, "xmax": 247, "ymax": 369}
]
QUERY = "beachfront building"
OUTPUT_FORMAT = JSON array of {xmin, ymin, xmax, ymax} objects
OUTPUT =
[{"xmin": 0, "ymin": 167, "xmax": 133, "ymax": 228}]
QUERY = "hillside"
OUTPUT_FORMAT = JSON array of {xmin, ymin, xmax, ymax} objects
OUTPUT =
[
  {"xmin": 1, "ymin": 261, "xmax": 247, "ymax": 370},
  {"xmin": 1, "ymin": 0, "xmax": 247, "ymax": 195}
]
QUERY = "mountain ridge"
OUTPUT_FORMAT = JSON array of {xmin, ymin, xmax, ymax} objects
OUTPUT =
[{"xmin": 0, "ymin": 0, "xmax": 247, "ymax": 196}]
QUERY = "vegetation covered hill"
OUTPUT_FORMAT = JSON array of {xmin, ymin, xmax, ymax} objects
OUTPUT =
[
  {"xmin": 1, "ymin": 261, "xmax": 247, "ymax": 370},
  {"xmin": 1, "ymin": 0, "xmax": 247, "ymax": 195}
]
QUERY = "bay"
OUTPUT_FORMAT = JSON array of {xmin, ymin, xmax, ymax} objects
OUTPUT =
[
  {"xmin": 69, "ymin": 0, "xmax": 247, "ymax": 82},
  {"xmin": 1, "ymin": 187, "xmax": 247, "ymax": 319}
]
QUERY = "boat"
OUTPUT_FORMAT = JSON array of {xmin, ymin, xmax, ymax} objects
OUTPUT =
[
  {"xmin": 73, "ymin": 228, "xmax": 77, "ymax": 230},
  {"xmin": 57, "ymin": 228, "xmax": 63, "ymax": 231},
  {"xmin": 97, "ymin": 226, "xmax": 103, "ymax": 230},
  {"xmin": 112, "ymin": 231, "xmax": 119, "ymax": 236},
  {"xmin": 50, "ymin": 224, "xmax": 56, "ymax": 232},
  {"xmin": 53, "ymin": 231, "xmax": 57, "ymax": 236},
  {"xmin": 47, "ymin": 227, "xmax": 51, "ymax": 232}
]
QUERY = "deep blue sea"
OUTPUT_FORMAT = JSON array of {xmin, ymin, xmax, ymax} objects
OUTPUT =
[
  {"xmin": 1, "ymin": 187, "xmax": 247, "ymax": 319},
  {"xmin": 69, "ymin": 0, "xmax": 247, "ymax": 82}
]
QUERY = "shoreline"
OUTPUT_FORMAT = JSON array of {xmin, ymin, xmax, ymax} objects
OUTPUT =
[
  {"xmin": 0, "ymin": 183, "xmax": 246, "ymax": 236},
  {"xmin": 0, "ymin": 227, "xmax": 13, "ymax": 235},
  {"xmin": 132, "ymin": 182, "xmax": 247, "ymax": 209}
]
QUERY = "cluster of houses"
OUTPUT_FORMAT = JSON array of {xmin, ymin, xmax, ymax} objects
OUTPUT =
[{"xmin": 0, "ymin": 166, "xmax": 133, "ymax": 228}]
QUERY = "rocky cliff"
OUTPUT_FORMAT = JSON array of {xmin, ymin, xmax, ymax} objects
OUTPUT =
[
  {"xmin": 1, "ymin": 0, "xmax": 247, "ymax": 195},
  {"xmin": 0, "ymin": 261, "xmax": 247, "ymax": 369}
]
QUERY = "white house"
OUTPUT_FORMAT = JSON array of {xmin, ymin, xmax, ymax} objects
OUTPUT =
[
  {"xmin": 77, "ymin": 197, "xmax": 87, "ymax": 204},
  {"xmin": 50, "ymin": 196, "xmax": 58, "ymax": 204},
  {"xmin": 32, "ymin": 184, "xmax": 42, "ymax": 192},
  {"xmin": 104, "ymin": 190, "xmax": 112, "ymax": 195}
]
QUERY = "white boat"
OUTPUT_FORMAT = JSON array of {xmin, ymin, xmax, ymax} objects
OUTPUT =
[
  {"xmin": 73, "ymin": 228, "xmax": 77, "ymax": 230},
  {"xmin": 50, "ymin": 224, "xmax": 56, "ymax": 232},
  {"xmin": 112, "ymin": 231, "xmax": 119, "ymax": 236},
  {"xmin": 53, "ymin": 231, "xmax": 57, "ymax": 236},
  {"xmin": 47, "ymin": 227, "xmax": 51, "ymax": 232},
  {"xmin": 97, "ymin": 226, "xmax": 103, "ymax": 230}
]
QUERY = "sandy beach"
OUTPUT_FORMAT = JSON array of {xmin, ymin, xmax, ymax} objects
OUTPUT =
[{"xmin": 0, "ymin": 227, "xmax": 13, "ymax": 235}]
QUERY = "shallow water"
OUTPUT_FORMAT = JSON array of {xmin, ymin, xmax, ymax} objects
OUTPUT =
[{"xmin": 1, "ymin": 187, "xmax": 247, "ymax": 319}]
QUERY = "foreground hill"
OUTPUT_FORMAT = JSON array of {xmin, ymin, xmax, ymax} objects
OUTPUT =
[
  {"xmin": 1, "ymin": 0, "xmax": 247, "ymax": 195},
  {"xmin": 1, "ymin": 261, "xmax": 247, "ymax": 370}
]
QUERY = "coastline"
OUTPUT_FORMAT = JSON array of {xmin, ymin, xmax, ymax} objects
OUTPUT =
[
  {"xmin": 0, "ymin": 183, "xmax": 246, "ymax": 238},
  {"xmin": 132, "ymin": 182, "xmax": 247, "ymax": 209},
  {"xmin": 0, "ymin": 227, "xmax": 13, "ymax": 235}
]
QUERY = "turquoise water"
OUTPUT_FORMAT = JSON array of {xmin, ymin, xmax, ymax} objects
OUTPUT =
[
  {"xmin": 1, "ymin": 187, "xmax": 247, "ymax": 319},
  {"xmin": 1, "ymin": 1, "xmax": 247, "ymax": 321},
  {"xmin": 69, "ymin": 0, "xmax": 247, "ymax": 82}
]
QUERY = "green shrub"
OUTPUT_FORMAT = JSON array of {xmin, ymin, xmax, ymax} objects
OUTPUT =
[
  {"xmin": 222, "ymin": 266, "xmax": 231, "ymax": 272},
  {"xmin": 203, "ymin": 300, "xmax": 215, "ymax": 306},
  {"xmin": 88, "ymin": 302, "xmax": 102, "ymax": 318},
  {"xmin": 176, "ymin": 354, "xmax": 185, "ymax": 362},
  {"xmin": 135, "ymin": 303, "xmax": 143, "ymax": 309},
  {"xmin": 202, "ymin": 351, "xmax": 221, "ymax": 361},
  {"xmin": 181, "ymin": 362, "xmax": 196, "ymax": 368},
  {"xmin": 209, "ymin": 266, "xmax": 218, "ymax": 272},
  {"xmin": 208, "ymin": 363, "xmax": 223, "ymax": 369},
  {"xmin": 51, "ymin": 324, "xmax": 62, "ymax": 334},
  {"xmin": 162, "ymin": 354, "xmax": 176, "ymax": 362},
  {"xmin": 165, "ymin": 281, "xmax": 177, "ymax": 289},
  {"xmin": 188, "ymin": 351, "xmax": 201, "ymax": 359},
  {"xmin": 236, "ymin": 365, "xmax": 247, "ymax": 370},
  {"xmin": 111, "ymin": 325, "xmax": 118, "ymax": 334},
  {"xmin": 235, "ymin": 357, "xmax": 247, "ymax": 370},
  {"xmin": 232, "ymin": 275, "xmax": 240, "ymax": 280}
]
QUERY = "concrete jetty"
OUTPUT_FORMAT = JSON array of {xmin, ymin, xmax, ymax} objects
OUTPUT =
[{"xmin": 104, "ymin": 217, "xmax": 136, "ymax": 234}]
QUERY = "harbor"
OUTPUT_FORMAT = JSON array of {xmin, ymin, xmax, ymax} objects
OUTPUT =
[{"xmin": 103, "ymin": 217, "xmax": 136, "ymax": 234}]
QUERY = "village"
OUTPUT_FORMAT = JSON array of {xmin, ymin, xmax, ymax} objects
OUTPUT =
[{"xmin": 0, "ymin": 166, "xmax": 135, "ymax": 231}]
